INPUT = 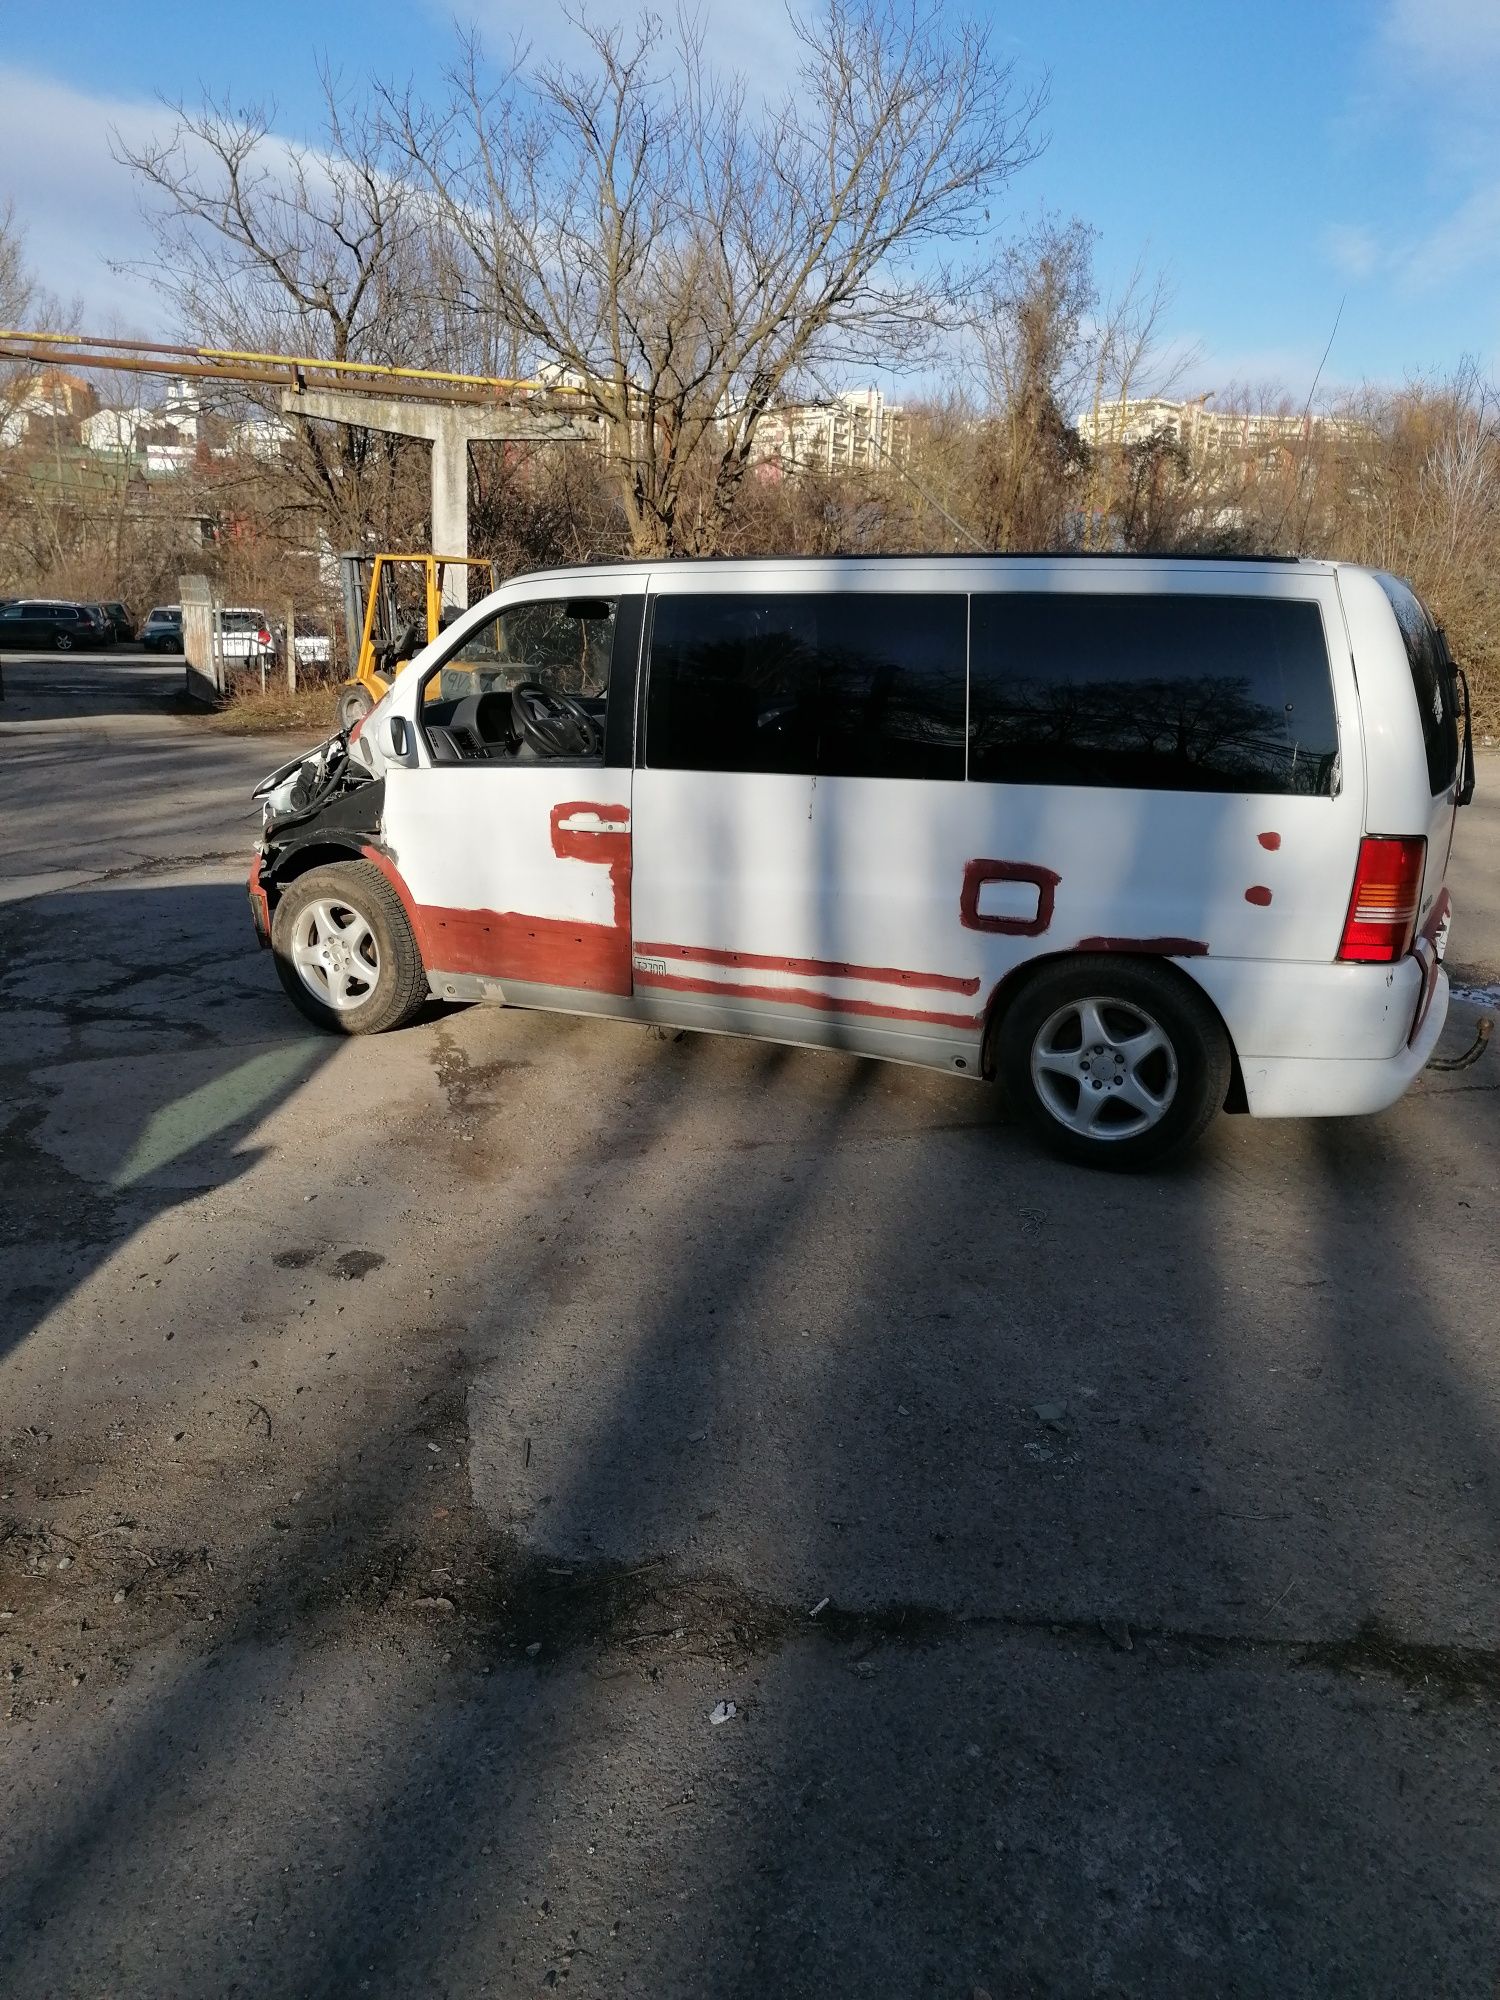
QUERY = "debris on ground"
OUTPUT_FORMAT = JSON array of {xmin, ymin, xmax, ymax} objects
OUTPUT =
[
  {"xmin": 1032, "ymin": 1401, "xmax": 1069, "ymax": 1430},
  {"xmin": 709, "ymin": 1699, "xmax": 738, "ymax": 1725}
]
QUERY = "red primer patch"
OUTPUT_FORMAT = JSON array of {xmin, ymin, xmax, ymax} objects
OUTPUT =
[
  {"xmin": 361, "ymin": 802, "xmax": 634, "ymax": 994},
  {"xmin": 960, "ymin": 860, "xmax": 1060, "ymax": 937},
  {"xmin": 1077, "ymin": 936, "xmax": 1208, "ymax": 957},
  {"xmin": 1245, "ymin": 885, "xmax": 1273, "ymax": 907},
  {"xmin": 634, "ymin": 940, "xmax": 980, "ymax": 996},
  {"xmin": 247, "ymin": 856, "xmax": 271, "ymax": 946},
  {"xmin": 1257, "ymin": 831, "xmax": 1282, "ymax": 851},
  {"xmin": 633, "ymin": 966, "xmax": 981, "ymax": 1032}
]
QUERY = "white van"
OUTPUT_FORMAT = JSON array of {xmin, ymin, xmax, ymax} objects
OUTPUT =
[{"xmin": 248, "ymin": 556, "xmax": 1474, "ymax": 1167}]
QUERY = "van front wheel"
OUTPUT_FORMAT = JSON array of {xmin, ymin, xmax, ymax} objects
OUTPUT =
[
  {"xmin": 997, "ymin": 957, "xmax": 1230, "ymax": 1170},
  {"xmin": 271, "ymin": 861, "xmax": 427, "ymax": 1035}
]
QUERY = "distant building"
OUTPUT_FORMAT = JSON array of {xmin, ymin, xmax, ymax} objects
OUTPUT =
[
  {"xmin": 1075, "ymin": 394, "xmax": 1359, "ymax": 458},
  {"xmin": 75, "ymin": 379, "xmax": 211, "ymax": 474},
  {"xmin": 0, "ymin": 368, "xmax": 98, "ymax": 448},
  {"xmin": 80, "ymin": 405, "xmax": 153, "ymax": 457},
  {"xmin": 142, "ymin": 379, "xmax": 203, "ymax": 474},
  {"xmin": 751, "ymin": 387, "xmax": 909, "ymax": 478},
  {"xmin": 226, "ymin": 413, "xmax": 292, "ymax": 460}
]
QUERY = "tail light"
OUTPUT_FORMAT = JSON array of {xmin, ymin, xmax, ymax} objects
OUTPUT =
[
  {"xmin": 256, "ymin": 626, "xmax": 270, "ymax": 645},
  {"xmin": 1338, "ymin": 836, "xmax": 1426, "ymax": 963}
]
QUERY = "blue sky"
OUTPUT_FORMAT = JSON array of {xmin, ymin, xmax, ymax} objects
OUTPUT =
[{"xmin": 2, "ymin": 0, "xmax": 1497, "ymax": 400}]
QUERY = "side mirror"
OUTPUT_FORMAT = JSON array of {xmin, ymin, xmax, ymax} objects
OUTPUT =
[{"xmin": 386, "ymin": 714, "xmax": 413, "ymax": 760}]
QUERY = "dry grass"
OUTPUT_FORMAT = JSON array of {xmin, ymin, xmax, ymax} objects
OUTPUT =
[{"xmin": 189, "ymin": 683, "xmax": 339, "ymax": 735}]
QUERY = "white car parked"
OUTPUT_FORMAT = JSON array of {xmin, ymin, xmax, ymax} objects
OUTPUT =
[
  {"xmin": 248, "ymin": 554, "xmax": 1474, "ymax": 1167},
  {"xmin": 216, "ymin": 607, "xmax": 275, "ymax": 668}
]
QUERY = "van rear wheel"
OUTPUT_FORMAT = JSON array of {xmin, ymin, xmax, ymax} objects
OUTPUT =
[
  {"xmin": 997, "ymin": 957, "xmax": 1230, "ymax": 1170},
  {"xmin": 271, "ymin": 861, "xmax": 427, "ymax": 1035}
]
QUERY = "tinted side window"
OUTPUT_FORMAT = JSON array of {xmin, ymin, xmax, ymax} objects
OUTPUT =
[
  {"xmin": 969, "ymin": 593, "xmax": 1340, "ymax": 796},
  {"xmin": 1377, "ymin": 574, "xmax": 1459, "ymax": 795},
  {"xmin": 646, "ymin": 592, "xmax": 966, "ymax": 779}
]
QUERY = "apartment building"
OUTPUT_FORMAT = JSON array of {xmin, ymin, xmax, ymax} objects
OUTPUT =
[
  {"xmin": 750, "ymin": 386, "xmax": 909, "ymax": 477},
  {"xmin": 1075, "ymin": 394, "xmax": 1357, "ymax": 457}
]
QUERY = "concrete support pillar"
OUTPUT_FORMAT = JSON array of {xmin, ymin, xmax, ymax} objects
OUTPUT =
[
  {"xmin": 429, "ymin": 413, "xmax": 471, "ymax": 611},
  {"xmin": 278, "ymin": 387, "xmax": 601, "ymax": 609}
]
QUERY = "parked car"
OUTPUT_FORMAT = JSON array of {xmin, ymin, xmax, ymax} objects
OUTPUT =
[
  {"xmin": 141, "ymin": 606, "xmax": 184, "ymax": 653},
  {"xmin": 247, "ymin": 554, "xmax": 1475, "ymax": 1168},
  {"xmin": 83, "ymin": 604, "xmax": 115, "ymax": 648},
  {"xmin": 291, "ymin": 619, "xmax": 333, "ymax": 669},
  {"xmin": 0, "ymin": 600, "xmax": 105, "ymax": 651},
  {"xmin": 217, "ymin": 608, "xmax": 275, "ymax": 671},
  {"xmin": 101, "ymin": 601, "xmax": 135, "ymax": 643}
]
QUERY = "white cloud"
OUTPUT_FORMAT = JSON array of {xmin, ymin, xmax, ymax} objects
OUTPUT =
[
  {"xmin": 1325, "ymin": 223, "xmax": 1380, "ymax": 281},
  {"xmin": 1169, "ymin": 332, "xmax": 1357, "ymax": 406},
  {"xmin": 1330, "ymin": 4, "xmax": 1500, "ymax": 311},
  {"xmin": 1397, "ymin": 180, "xmax": 1500, "ymax": 293},
  {"xmin": 1382, "ymin": 0, "xmax": 1500, "ymax": 80},
  {"xmin": 0, "ymin": 66, "xmax": 173, "ymax": 334},
  {"xmin": 446, "ymin": 0, "xmax": 812, "ymax": 99}
]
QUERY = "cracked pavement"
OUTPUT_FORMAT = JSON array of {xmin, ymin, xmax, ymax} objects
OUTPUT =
[{"xmin": 2, "ymin": 652, "xmax": 1499, "ymax": 1997}]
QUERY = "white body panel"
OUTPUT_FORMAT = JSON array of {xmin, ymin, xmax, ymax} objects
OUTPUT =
[{"xmin": 370, "ymin": 554, "xmax": 1458, "ymax": 1123}]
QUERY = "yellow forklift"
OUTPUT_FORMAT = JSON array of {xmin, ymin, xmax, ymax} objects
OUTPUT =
[{"xmin": 334, "ymin": 552, "xmax": 499, "ymax": 731}]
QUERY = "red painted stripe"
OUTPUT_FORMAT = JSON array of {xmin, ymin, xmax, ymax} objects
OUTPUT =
[
  {"xmin": 1076, "ymin": 935, "xmax": 1209, "ymax": 957},
  {"xmin": 634, "ymin": 939, "xmax": 981, "ymax": 996},
  {"xmin": 635, "ymin": 967, "xmax": 981, "ymax": 1032}
]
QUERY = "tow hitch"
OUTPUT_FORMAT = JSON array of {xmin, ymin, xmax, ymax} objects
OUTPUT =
[{"xmin": 1426, "ymin": 1014, "xmax": 1494, "ymax": 1073}]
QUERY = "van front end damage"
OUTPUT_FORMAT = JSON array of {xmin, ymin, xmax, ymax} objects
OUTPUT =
[{"xmin": 248, "ymin": 733, "xmax": 388, "ymax": 946}]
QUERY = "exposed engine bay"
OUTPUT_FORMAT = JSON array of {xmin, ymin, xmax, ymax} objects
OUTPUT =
[{"xmin": 254, "ymin": 731, "xmax": 372, "ymax": 829}]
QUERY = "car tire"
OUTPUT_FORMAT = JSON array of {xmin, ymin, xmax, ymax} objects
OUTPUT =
[
  {"xmin": 996, "ymin": 955, "xmax": 1230, "ymax": 1171},
  {"xmin": 337, "ymin": 683, "xmax": 374, "ymax": 733},
  {"xmin": 270, "ymin": 861, "xmax": 428, "ymax": 1036},
  {"xmin": 54, "ymin": 632, "xmax": 73, "ymax": 651}
]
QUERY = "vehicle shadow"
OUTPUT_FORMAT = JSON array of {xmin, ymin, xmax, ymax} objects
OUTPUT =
[
  {"xmin": 0, "ymin": 879, "xmax": 334, "ymax": 1369},
  {"xmin": 2, "ymin": 991, "xmax": 1498, "ymax": 1994},
  {"xmin": 3, "ymin": 759, "xmax": 1500, "ymax": 1998}
]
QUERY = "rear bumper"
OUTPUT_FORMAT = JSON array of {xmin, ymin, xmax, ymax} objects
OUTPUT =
[{"xmin": 1194, "ymin": 957, "xmax": 1450, "ymax": 1118}]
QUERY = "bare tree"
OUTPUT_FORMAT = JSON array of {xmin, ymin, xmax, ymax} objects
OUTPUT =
[
  {"xmin": 111, "ymin": 78, "xmax": 457, "ymax": 551},
  {"xmin": 966, "ymin": 214, "xmax": 1094, "ymax": 548},
  {"xmin": 388, "ymin": 1, "xmax": 1045, "ymax": 555}
]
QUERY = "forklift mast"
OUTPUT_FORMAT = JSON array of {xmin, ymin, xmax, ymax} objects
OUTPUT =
[{"xmin": 332, "ymin": 552, "xmax": 499, "ymax": 733}]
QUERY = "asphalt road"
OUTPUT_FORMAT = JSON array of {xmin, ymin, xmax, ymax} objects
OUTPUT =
[{"xmin": 2, "ymin": 649, "xmax": 1498, "ymax": 1998}]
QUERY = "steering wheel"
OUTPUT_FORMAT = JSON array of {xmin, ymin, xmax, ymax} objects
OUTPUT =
[
  {"xmin": 374, "ymin": 617, "xmax": 423, "ymax": 674},
  {"xmin": 511, "ymin": 681, "xmax": 602, "ymax": 759}
]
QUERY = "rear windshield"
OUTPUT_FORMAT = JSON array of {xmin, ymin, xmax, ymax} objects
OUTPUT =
[
  {"xmin": 221, "ymin": 611, "xmax": 266, "ymax": 633},
  {"xmin": 1376, "ymin": 574, "xmax": 1460, "ymax": 795},
  {"xmin": 969, "ymin": 592, "xmax": 1340, "ymax": 795}
]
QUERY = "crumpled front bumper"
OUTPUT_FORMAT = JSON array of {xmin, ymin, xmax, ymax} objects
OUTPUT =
[{"xmin": 248, "ymin": 854, "xmax": 271, "ymax": 949}]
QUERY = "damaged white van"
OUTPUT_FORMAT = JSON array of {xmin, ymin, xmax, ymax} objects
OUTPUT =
[{"xmin": 248, "ymin": 555, "xmax": 1475, "ymax": 1168}]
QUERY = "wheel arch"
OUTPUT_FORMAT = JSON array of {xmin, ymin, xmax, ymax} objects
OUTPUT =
[
  {"xmin": 260, "ymin": 837, "xmax": 371, "ymax": 906},
  {"xmin": 980, "ymin": 949, "xmax": 1248, "ymax": 1113}
]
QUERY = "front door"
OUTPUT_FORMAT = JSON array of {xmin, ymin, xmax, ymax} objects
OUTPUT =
[{"xmin": 380, "ymin": 585, "xmax": 643, "ymax": 1001}]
